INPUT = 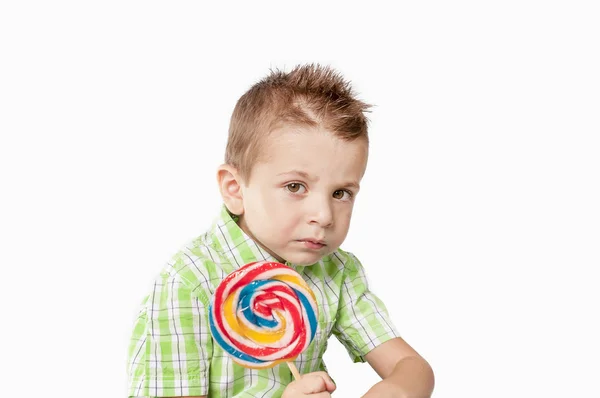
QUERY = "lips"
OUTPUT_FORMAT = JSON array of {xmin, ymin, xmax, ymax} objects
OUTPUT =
[{"xmin": 298, "ymin": 239, "xmax": 326, "ymax": 249}]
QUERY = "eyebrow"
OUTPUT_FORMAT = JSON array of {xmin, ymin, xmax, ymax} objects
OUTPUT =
[
  {"xmin": 277, "ymin": 170, "xmax": 361, "ymax": 190},
  {"xmin": 343, "ymin": 181, "xmax": 361, "ymax": 190},
  {"xmin": 277, "ymin": 170, "xmax": 316, "ymax": 181}
]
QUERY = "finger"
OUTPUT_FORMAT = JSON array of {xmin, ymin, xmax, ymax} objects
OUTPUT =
[
  {"xmin": 311, "ymin": 371, "xmax": 336, "ymax": 392},
  {"xmin": 298, "ymin": 374, "xmax": 329, "ymax": 394},
  {"xmin": 310, "ymin": 393, "xmax": 332, "ymax": 398}
]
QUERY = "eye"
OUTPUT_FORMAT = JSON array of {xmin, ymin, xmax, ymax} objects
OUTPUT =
[
  {"xmin": 286, "ymin": 183, "xmax": 306, "ymax": 194},
  {"xmin": 333, "ymin": 190, "xmax": 353, "ymax": 200}
]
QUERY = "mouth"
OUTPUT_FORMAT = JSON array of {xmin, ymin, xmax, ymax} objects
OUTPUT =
[{"xmin": 297, "ymin": 239, "xmax": 326, "ymax": 249}]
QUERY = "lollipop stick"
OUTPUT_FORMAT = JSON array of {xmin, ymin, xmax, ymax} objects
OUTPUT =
[{"xmin": 287, "ymin": 361, "xmax": 301, "ymax": 380}]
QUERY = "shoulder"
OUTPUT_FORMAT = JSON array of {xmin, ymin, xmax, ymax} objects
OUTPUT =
[
  {"xmin": 153, "ymin": 232, "xmax": 226, "ymax": 304},
  {"xmin": 310, "ymin": 248, "xmax": 366, "ymax": 290},
  {"xmin": 324, "ymin": 247, "xmax": 363, "ymax": 275}
]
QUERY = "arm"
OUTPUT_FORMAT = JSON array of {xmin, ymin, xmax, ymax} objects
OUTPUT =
[
  {"xmin": 331, "ymin": 252, "xmax": 433, "ymax": 396},
  {"xmin": 362, "ymin": 337, "xmax": 434, "ymax": 398},
  {"xmin": 126, "ymin": 275, "xmax": 212, "ymax": 397}
]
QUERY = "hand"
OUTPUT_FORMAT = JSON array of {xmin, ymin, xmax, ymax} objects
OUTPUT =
[{"xmin": 282, "ymin": 371, "xmax": 336, "ymax": 398}]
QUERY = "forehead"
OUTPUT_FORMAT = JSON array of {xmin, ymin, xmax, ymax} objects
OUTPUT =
[{"xmin": 254, "ymin": 126, "xmax": 368, "ymax": 180}]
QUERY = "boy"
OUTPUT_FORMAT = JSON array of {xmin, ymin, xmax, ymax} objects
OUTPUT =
[{"xmin": 127, "ymin": 64, "xmax": 434, "ymax": 397}]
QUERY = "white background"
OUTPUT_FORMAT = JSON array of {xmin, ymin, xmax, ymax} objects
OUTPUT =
[{"xmin": 1, "ymin": 1, "xmax": 599, "ymax": 397}]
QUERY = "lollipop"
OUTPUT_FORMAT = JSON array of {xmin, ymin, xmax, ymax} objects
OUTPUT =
[{"xmin": 209, "ymin": 261, "xmax": 318, "ymax": 377}]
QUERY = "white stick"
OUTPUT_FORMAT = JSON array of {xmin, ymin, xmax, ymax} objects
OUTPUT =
[{"xmin": 287, "ymin": 361, "xmax": 301, "ymax": 381}]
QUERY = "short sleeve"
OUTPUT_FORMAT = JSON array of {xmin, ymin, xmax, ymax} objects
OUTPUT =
[
  {"xmin": 332, "ymin": 253, "xmax": 399, "ymax": 363},
  {"xmin": 127, "ymin": 276, "xmax": 212, "ymax": 397}
]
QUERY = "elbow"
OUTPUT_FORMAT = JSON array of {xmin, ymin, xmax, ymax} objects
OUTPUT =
[
  {"xmin": 423, "ymin": 357, "xmax": 435, "ymax": 393},
  {"xmin": 394, "ymin": 355, "xmax": 435, "ymax": 396},
  {"xmin": 416, "ymin": 356, "xmax": 435, "ymax": 396}
]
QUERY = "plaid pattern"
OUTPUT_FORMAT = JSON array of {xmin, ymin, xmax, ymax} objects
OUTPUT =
[{"xmin": 127, "ymin": 206, "xmax": 399, "ymax": 397}]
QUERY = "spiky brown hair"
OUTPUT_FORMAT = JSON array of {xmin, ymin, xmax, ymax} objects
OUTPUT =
[{"xmin": 225, "ymin": 64, "xmax": 371, "ymax": 181}]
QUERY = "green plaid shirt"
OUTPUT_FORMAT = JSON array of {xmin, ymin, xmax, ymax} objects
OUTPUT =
[{"xmin": 127, "ymin": 206, "xmax": 398, "ymax": 397}]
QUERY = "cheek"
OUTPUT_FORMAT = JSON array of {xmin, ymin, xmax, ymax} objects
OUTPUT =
[
  {"xmin": 247, "ymin": 191, "xmax": 299, "ymax": 236},
  {"xmin": 271, "ymin": 205, "xmax": 303, "ymax": 235},
  {"xmin": 245, "ymin": 188, "xmax": 279, "ymax": 216},
  {"xmin": 335, "ymin": 207, "xmax": 353, "ymax": 231},
  {"xmin": 277, "ymin": 215, "xmax": 308, "ymax": 245}
]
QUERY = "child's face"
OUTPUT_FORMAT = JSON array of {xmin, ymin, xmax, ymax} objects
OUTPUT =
[{"xmin": 237, "ymin": 126, "xmax": 368, "ymax": 265}]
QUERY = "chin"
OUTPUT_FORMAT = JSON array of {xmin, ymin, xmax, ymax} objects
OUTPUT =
[{"xmin": 284, "ymin": 252, "xmax": 324, "ymax": 266}]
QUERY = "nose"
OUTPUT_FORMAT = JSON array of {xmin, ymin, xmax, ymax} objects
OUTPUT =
[{"xmin": 307, "ymin": 195, "xmax": 334, "ymax": 228}]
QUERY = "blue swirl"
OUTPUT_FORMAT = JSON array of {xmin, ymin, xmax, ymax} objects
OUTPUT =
[{"xmin": 209, "ymin": 279, "xmax": 318, "ymax": 365}]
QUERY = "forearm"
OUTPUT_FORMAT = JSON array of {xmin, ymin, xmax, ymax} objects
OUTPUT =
[{"xmin": 363, "ymin": 355, "xmax": 435, "ymax": 398}]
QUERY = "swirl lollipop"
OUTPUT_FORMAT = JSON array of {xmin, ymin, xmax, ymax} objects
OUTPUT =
[{"xmin": 209, "ymin": 261, "xmax": 318, "ymax": 378}]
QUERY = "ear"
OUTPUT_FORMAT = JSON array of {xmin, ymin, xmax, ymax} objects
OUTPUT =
[{"xmin": 216, "ymin": 164, "xmax": 245, "ymax": 216}]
